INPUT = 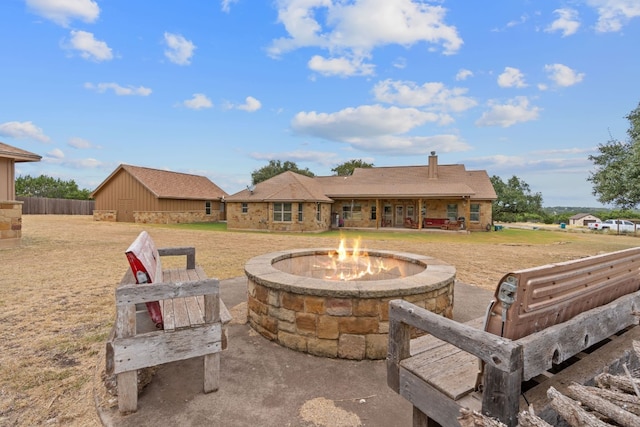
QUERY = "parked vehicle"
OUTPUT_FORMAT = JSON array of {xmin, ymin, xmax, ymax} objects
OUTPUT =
[{"xmin": 588, "ymin": 219, "xmax": 637, "ymax": 232}]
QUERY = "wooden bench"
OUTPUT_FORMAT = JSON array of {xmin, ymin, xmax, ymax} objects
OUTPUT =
[
  {"xmin": 387, "ymin": 247, "xmax": 640, "ymax": 426},
  {"xmin": 105, "ymin": 231, "xmax": 231, "ymax": 413}
]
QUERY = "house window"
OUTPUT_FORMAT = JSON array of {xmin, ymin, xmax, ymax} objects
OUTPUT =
[
  {"xmin": 447, "ymin": 204, "xmax": 458, "ymax": 220},
  {"xmin": 384, "ymin": 205, "xmax": 392, "ymax": 225},
  {"xmin": 205, "ymin": 201, "xmax": 212, "ymax": 215},
  {"xmin": 273, "ymin": 202, "xmax": 292, "ymax": 222},
  {"xmin": 316, "ymin": 203, "xmax": 321, "ymax": 221},
  {"xmin": 407, "ymin": 205, "xmax": 414, "ymax": 218},
  {"xmin": 370, "ymin": 206, "xmax": 377, "ymax": 220},
  {"xmin": 298, "ymin": 203, "xmax": 303, "ymax": 222},
  {"xmin": 342, "ymin": 203, "xmax": 362, "ymax": 220},
  {"xmin": 470, "ymin": 204, "xmax": 480, "ymax": 222},
  {"xmin": 342, "ymin": 205, "xmax": 350, "ymax": 219},
  {"xmin": 241, "ymin": 203, "xmax": 248, "ymax": 214}
]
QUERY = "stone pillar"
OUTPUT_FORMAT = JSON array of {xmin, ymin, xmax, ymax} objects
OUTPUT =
[{"xmin": 0, "ymin": 200, "xmax": 23, "ymax": 248}]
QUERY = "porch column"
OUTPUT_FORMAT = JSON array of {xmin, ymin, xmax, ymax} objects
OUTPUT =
[
  {"xmin": 376, "ymin": 199, "xmax": 381, "ymax": 229},
  {"xmin": 464, "ymin": 197, "xmax": 471, "ymax": 230},
  {"xmin": 418, "ymin": 198, "xmax": 423, "ymax": 229}
]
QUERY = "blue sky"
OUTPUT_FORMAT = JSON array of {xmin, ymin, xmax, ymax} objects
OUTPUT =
[{"xmin": 2, "ymin": 0, "xmax": 639, "ymax": 207}]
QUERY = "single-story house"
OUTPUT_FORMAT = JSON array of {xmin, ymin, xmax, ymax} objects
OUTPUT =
[
  {"xmin": 568, "ymin": 213, "xmax": 602, "ymax": 227},
  {"xmin": 0, "ymin": 142, "xmax": 42, "ymax": 247},
  {"xmin": 92, "ymin": 164, "xmax": 228, "ymax": 223},
  {"xmin": 225, "ymin": 153, "xmax": 497, "ymax": 232}
]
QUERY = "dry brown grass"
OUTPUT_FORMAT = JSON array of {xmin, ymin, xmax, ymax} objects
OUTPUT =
[{"xmin": 1, "ymin": 216, "xmax": 637, "ymax": 426}]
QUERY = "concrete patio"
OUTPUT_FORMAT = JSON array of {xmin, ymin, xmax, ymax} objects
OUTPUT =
[{"xmin": 95, "ymin": 277, "xmax": 492, "ymax": 427}]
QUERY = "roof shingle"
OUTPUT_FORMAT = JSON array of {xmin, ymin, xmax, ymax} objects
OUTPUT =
[{"xmin": 92, "ymin": 164, "xmax": 228, "ymax": 200}]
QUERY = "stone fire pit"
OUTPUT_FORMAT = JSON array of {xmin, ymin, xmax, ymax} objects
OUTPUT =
[{"xmin": 245, "ymin": 248, "xmax": 455, "ymax": 360}]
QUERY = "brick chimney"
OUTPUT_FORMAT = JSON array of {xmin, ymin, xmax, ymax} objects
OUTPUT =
[{"xmin": 428, "ymin": 151, "xmax": 438, "ymax": 179}]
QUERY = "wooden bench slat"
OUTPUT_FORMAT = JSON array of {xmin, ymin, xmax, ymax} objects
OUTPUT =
[
  {"xmin": 111, "ymin": 323, "xmax": 222, "ymax": 374},
  {"xmin": 161, "ymin": 298, "xmax": 176, "ymax": 331},
  {"xmin": 404, "ymin": 349, "xmax": 479, "ymax": 400}
]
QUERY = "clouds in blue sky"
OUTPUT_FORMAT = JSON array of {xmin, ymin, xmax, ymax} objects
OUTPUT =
[{"xmin": 3, "ymin": 0, "xmax": 640, "ymax": 206}]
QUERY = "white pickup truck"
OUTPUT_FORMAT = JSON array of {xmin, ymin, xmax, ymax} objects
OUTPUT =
[{"xmin": 588, "ymin": 219, "xmax": 637, "ymax": 232}]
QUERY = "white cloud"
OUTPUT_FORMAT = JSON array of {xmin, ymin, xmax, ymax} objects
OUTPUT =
[
  {"xmin": 476, "ymin": 97, "xmax": 541, "ymax": 127},
  {"xmin": 497, "ymin": 67, "xmax": 527, "ymax": 88},
  {"xmin": 392, "ymin": 57, "xmax": 407, "ymax": 69},
  {"xmin": 66, "ymin": 30, "xmax": 113, "ymax": 62},
  {"xmin": 268, "ymin": 0, "xmax": 462, "ymax": 76},
  {"xmin": 373, "ymin": 79, "xmax": 477, "ymax": 113},
  {"xmin": 164, "ymin": 32, "xmax": 196, "ymax": 65},
  {"xmin": 68, "ymin": 137, "xmax": 96, "ymax": 149},
  {"xmin": 587, "ymin": 0, "xmax": 640, "ymax": 32},
  {"xmin": 455, "ymin": 69, "xmax": 473, "ymax": 81},
  {"xmin": 221, "ymin": 0, "xmax": 239, "ymax": 13},
  {"xmin": 26, "ymin": 0, "xmax": 99, "ymax": 27},
  {"xmin": 308, "ymin": 55, "xmax": 375, "ymax": 77},
  {"xmin": 292, "ymin": 105, "xmax": 441, "ymax": 140},
  {"xmin": 84, "ymin": 82, "xmax": 152, "ymax": 96},
  {"xmin": 183, "ymin": 93, "xmax": 213, "ymax": 110},
  {"xmin": 507, "ymin": 15, "xmax": 529, "ymax": 28},
  {"xmin": 237, "ymin": 96, "xmax": 262, "ymax": 112},
  {"xmin": 249, "ymin": 150, "xmax": 341, "ymax": 167},
  {"xmin": 43, "ymin": 154, "xmax": 103, "ymax": 168},
  {"xmin": 545, "ymin": 8, "xmax": 581, "ymax": 37},
  {"xmin": 290, "ymin": 104, "xmax": 472, "ymax": 154},
  {"xmin": 0, "ymin": 121, "xmax": 51, "ymax": 143},
  {"xmin": 47, "ymin": 148, "xmax": 65, "ymax": 159},
  {"xmin": 544, "ymin": 64, "xmax": 585, "ymax": 87}
]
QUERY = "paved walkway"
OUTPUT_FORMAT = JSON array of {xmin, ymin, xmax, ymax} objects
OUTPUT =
[{"xmin": 95, "ymin": 277, "xmax": 493, "ymax": 427}]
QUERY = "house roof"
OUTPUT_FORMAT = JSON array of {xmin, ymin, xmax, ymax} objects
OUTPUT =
[
  {"xmin": 226, "ymin": 171, "xmax": 333, "ymax": 202},
  {"xmin": 316, "ymin": 165, "xmax": 496, "ymax": 199},
  {"xmin": 227, "ymin": 157, "xmax": 497, "ymax": 202},
  {"xmin": 569, "ymin": 213, "xmax": 599, "ymax": 220},
  {"xmin": 0, "ymin": 142, "xmax": 42, "ymax": 162},
  {"xmin": 92, "ymin": 164, "xmax": 228, "ymax": 200}
]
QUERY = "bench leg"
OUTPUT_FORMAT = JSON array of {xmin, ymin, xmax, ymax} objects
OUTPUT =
[
  {"xmin": 117, "ymin": 371, "xmax": 138, "ymax": 413},
  {"xmin": 413, "ymin": 406, "xmax": 441, "ymax": 427},
  {"xmin": 204, "ymin": 352, "xmax": 220, "ymax": 393}
]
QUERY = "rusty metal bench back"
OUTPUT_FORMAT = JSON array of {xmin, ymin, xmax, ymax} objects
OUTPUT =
[{"xmin": 485, "ymin": 247, "xmax": 640, "ymax": 340}]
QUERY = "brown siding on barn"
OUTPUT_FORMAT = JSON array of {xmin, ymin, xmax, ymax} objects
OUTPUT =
[
  {"xmin": 92, "ymin": 164, "xmax": 227, "ymax": 223},
  {"xmin": 94, "ymin": 168, "xmax": 159, "ymax": 212}
]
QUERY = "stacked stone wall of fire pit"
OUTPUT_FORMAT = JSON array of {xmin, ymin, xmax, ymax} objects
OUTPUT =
[{"xmin": 245, "ymin": 249, "xmax": 455, "ymax": 360}]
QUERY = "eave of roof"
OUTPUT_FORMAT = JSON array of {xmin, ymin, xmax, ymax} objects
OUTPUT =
[{"xmin": 0, "ymin": 142, "xmax": 42, "ymax": 162}]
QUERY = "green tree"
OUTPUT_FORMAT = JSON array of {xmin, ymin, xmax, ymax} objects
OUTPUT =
[
  {"xmin": 251, "ymin": 160, "xmax": 315, "ymax": 184},
  {"xmin": 331, "ymin": 159, "xmax": 374, "ymax": 176},
  {"xmin": 490, "ymin": 175, "xmax": 543, "ymax": 222},
  {"xmin": 15, "ymin": 174, "xmax": 92, "ymax": 200},
  {"xmin": 588, "ymin": 102, "xmax": 640, "ymax": 209}
]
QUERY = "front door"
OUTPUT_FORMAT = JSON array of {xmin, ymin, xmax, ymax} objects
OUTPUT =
[{"xmin": 395, "ymin": 205, "xmax": 404, "ymax": 226}]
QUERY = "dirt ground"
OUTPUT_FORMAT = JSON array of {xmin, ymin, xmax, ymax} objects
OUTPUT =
[{"xmin": 1, "ymin": 216, "xmax": 637, "ymax": 426}]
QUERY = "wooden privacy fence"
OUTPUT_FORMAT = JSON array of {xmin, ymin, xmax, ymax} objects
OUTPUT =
[{"xmin": 17, "ymin": 197, "xmax": 94, "ymax": 215}]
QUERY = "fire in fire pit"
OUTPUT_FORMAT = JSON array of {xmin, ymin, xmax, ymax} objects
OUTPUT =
[
  {"xmin": 318, "ymin": 237, "xmax": 398, "ymax": 281},
  {"xmin": 245, "ymin": 241, "xmax": 455, "ymax": 360}
]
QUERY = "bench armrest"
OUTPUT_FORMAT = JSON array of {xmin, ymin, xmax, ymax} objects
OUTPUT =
[
  {"xmin": 116, "ymin": 277, "xmax": 219, "ymax": 305},
  {"xmin": 158, "ymin": 246, "xmax": 196, "ymax": 269},
  {"xmin": 387, "ymin": 299, "xmax": 522, "ymax": 391}
]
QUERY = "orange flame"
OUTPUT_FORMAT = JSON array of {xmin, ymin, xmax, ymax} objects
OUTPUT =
[{"xmin": 324, "ymin": 236, "xmax": 388, "ymax": 281}]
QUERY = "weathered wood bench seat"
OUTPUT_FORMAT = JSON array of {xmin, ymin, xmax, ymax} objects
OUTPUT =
[
  {"xmin": 106, "ymin": 232, "xmax": 231, "ymax": 413},
  {"xmin": 387, "ymin": 247, "xmax": 640, "ymax": 426}
]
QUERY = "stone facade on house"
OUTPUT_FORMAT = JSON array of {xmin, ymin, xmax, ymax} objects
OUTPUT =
[{"xmin": 226, "ymin": 153, "xmax": 498, "ymax": 233}]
